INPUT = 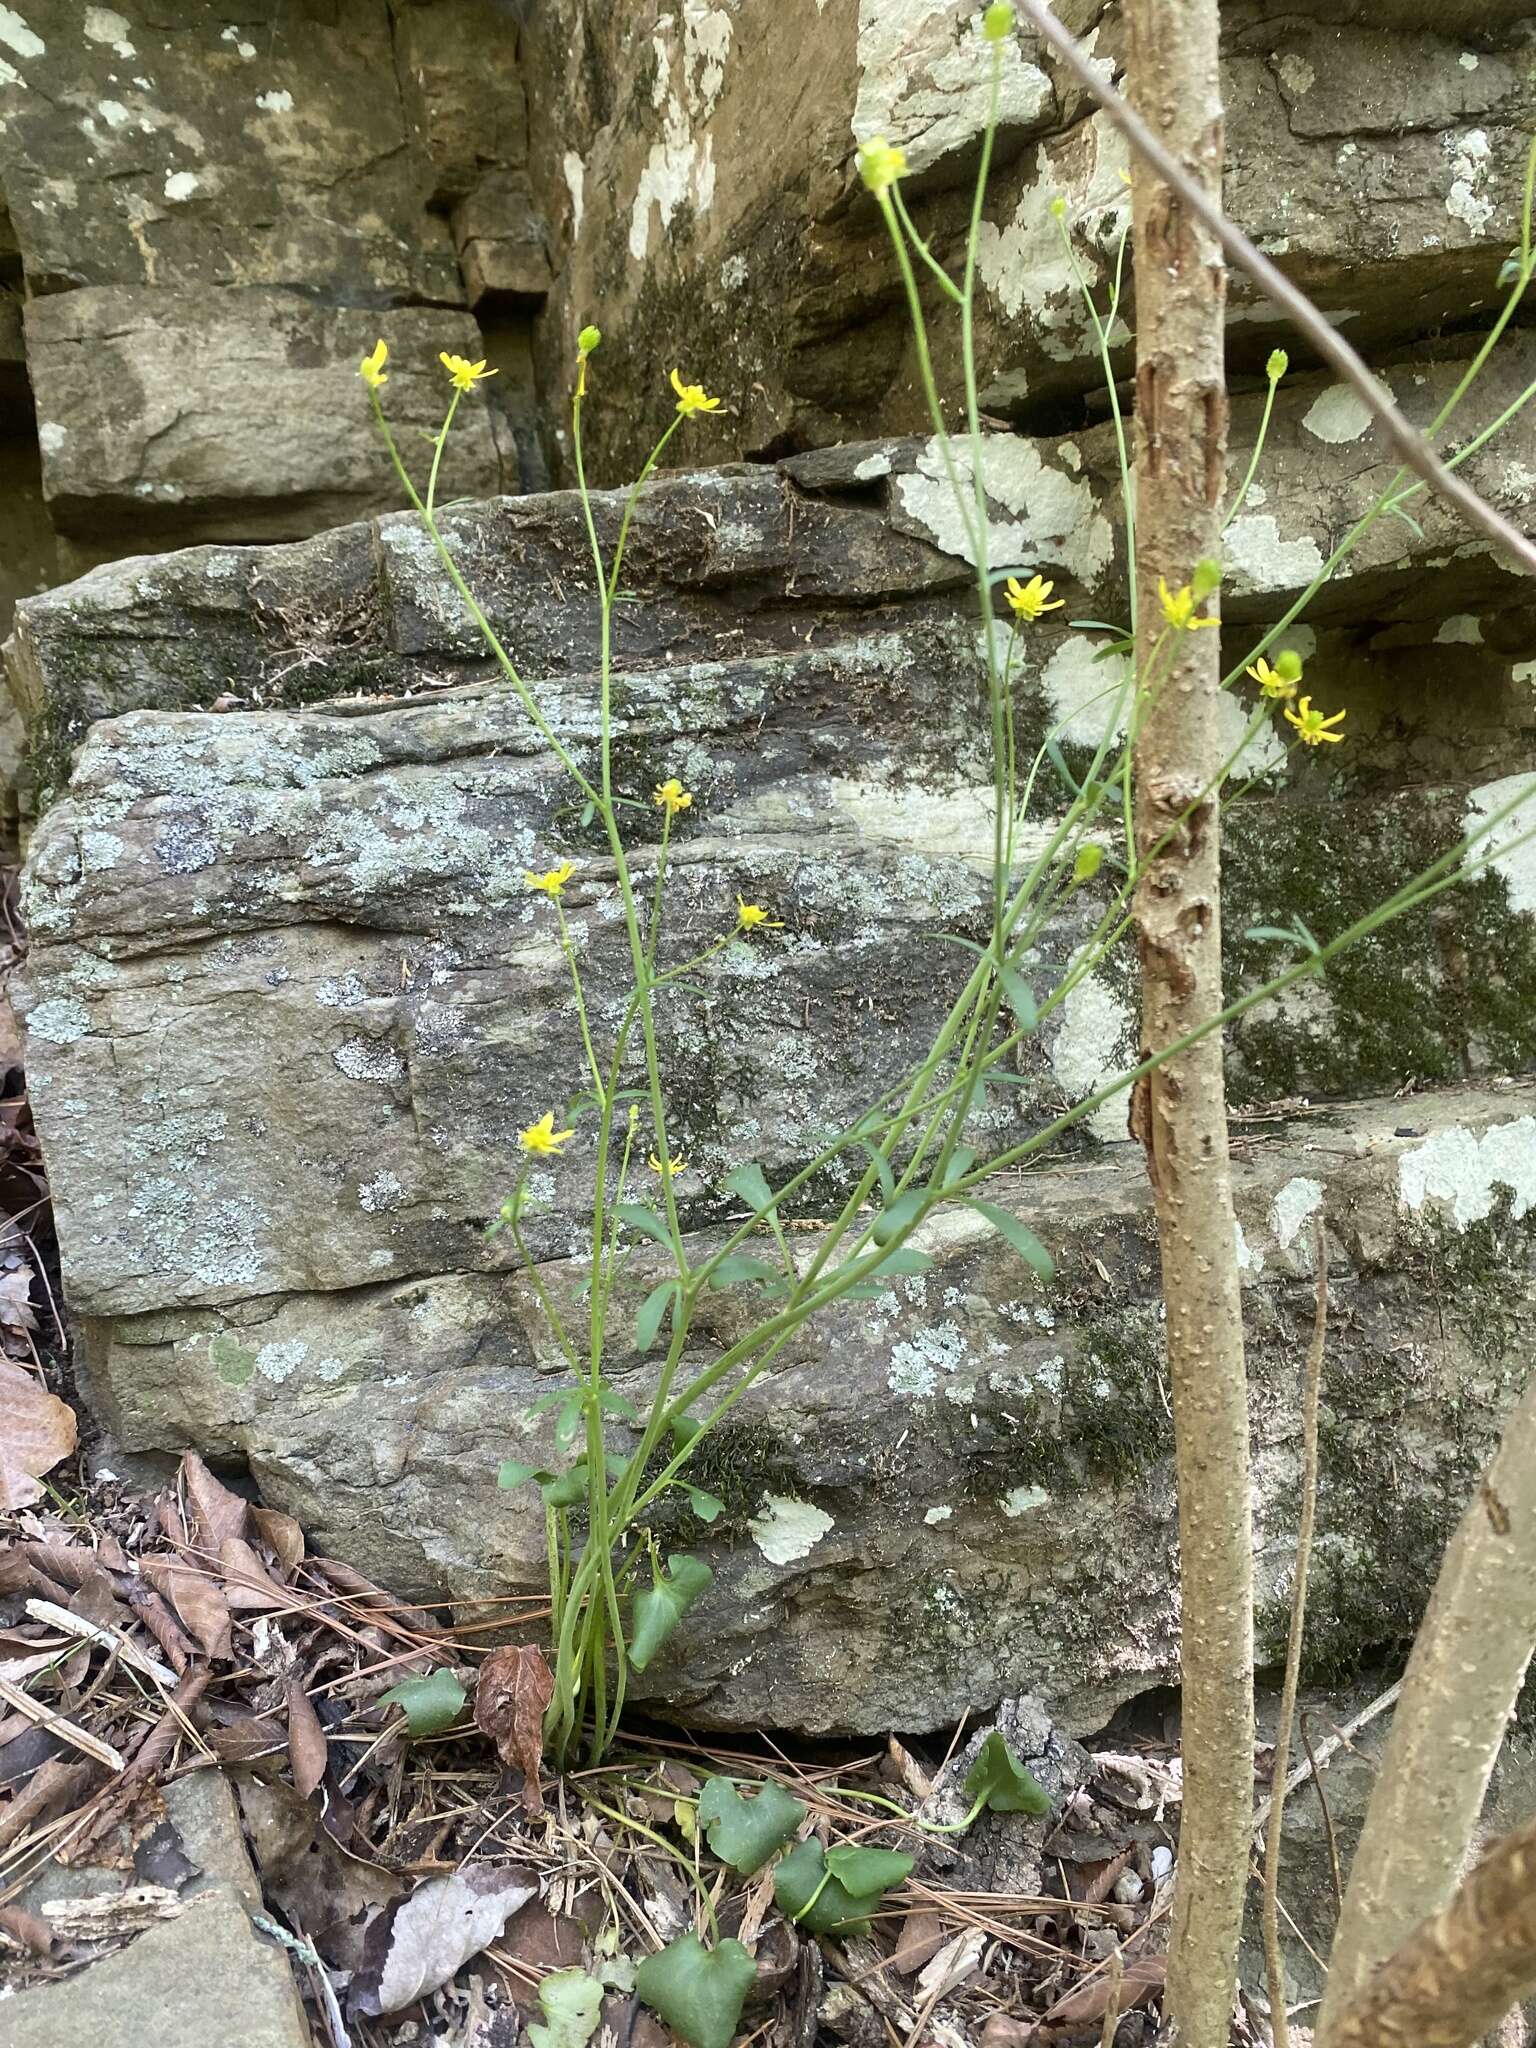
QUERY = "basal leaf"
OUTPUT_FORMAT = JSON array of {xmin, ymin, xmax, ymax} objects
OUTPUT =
[
  {"xmin": 773, "ymin": 1838, "xmax": 909, "ymax": 1935},
  {"xmin": 378, "ymin": 1668, "xmax": 466, "ymax": 1738},
  {"xmin": 498, "ymin": 1459, "xmax": 555, "ymax": 1492},
  {"xmin": 629, "ymin": 1554, "xmax": 713, "ymax": 1672},
  {"xmin": 696, "ymin": 1775, "xmax": 806, "ymax": 1875},
  {"xmin": 963, "ymin": 1200, "xmax": 1054, "ymax": 1282},
  {"xmin": 962, "ymin": 1729, "xmax": 1051, "ymax": 1816},
  {"xmin": 634, "ymin": 1934, "xmax": 756, "ymax": 2048},
  {"xmin": 824, "ymin": 1845, "xmax": 915, "ymax": 1896}
]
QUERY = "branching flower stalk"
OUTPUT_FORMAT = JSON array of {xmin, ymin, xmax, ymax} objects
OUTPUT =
[{"xmin": 362, "ymin": 9, "xmax": 1536, "ymax": 1774}]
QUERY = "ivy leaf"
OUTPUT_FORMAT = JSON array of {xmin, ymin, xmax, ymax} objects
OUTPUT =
[
  {"xmin": 629, "ymin": 1555, "xmax": 713, "ymax": 1672},
  {"xmin": 684, "ymin": 1486, "xmax": 725, "ymax": 1524},
  {"xmin": 824, "ymin": 1845, "xmax": 916, "ymax": 1895},
  {"xmin": 773, "ymin": 1838, "xmax": 911, "ymax": 1935},
  {"xmin": 963, "ymin": 1200, "xmax": 1054, "ymax": 1282},
  {"xmin": 963, "ymin": 1730, "xmax": 1051, "ymax": 1816},
  {"xmin": 634, "ymin": 1934, "xmax": 757, "ymax": 2048},
  {"xmin": 378, "ymin": 1668, "xmax": 466, "ymax": 1738},
  {"xmin": 617, "ymin": 1203, "xmax": 672, "ymax": 1246},
  {"xmin": 636, "ymin": 1280, "xmax": 679, "ymax": 1352},
  {"xmin": 723, "ymin": 1161, "xmax": 776, "ymax": 1213},
  {"xmin": 696, "ymin": 1776, "xmax": 806, "ymax": 1875},
  {"xmin": 528, "ymin": 1969, "xmax": 605, "ymax": 2048},
  {"xmin": 497, "ymin": 1459, "xmax": 555, "ymax": 1492}
]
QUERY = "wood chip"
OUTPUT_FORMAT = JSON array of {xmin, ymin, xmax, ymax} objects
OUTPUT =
[
  {"xmin": 25, "ymin": 1597, "xmax": 178, "ymax": 1686},
  {"xmin": 42, "ymin": 1885, "xmax": 183, "ymax": 1937},
  {"xmin": 0, "ymin": 1674, "xmax": 125, "ymax": 1771}
]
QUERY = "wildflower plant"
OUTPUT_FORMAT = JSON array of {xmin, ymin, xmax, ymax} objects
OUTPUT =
[{"xmin": 362, "ymin": 7, "xmax": 1536, "ymax": 1781}]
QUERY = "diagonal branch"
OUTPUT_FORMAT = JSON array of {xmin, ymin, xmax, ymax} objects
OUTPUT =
[
  {"xmin": 1324, "ymin": 1811, "xmax": 1536, "ymax": 2048},
  {"xmin": 1016, "ymin": 0, "xmax": 1536, "ymax": 580}
]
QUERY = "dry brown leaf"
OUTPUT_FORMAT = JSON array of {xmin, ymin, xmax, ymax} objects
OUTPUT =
[
  {"xmin": 1047, "ymin": 1954, "xmax": 1166, "ymax": 2026},
  {"xmin": 0, "ymin": 1757, "xmax": 93, "ymax": 1852},
  {"xmin": 217, "ymin": 1535, "xmax": 291, "ymax": 1611},
  {"xmin": 0, "ymin": 1360, "xmax": 76, "ymax": 1510},
  {"xmin": 181, "ymin": 1450, "xmax": 248, "ymax": 1554},
  {"xmin": 473, "ymin": 1644, "xmax": 554, "ymax": 1810},
  {"xmin": 978, "ymin": 2016, "xmax": 1035, "ymax": 2048},
  {"xmin": 0, "ymin": 1264, "xmax": 37, "ymax": 1333},
  {"xmin": 251, "ymin": 1505, "xmax": 306, "ymax": 1577},
  {"xmin": 0, "ymin": 1901, "xmax": 54, "ymax": 1954},
  {"xmin": 143, "ymin": 1557, "xmax": 233, "ymax": 1661},
  {"xmin": 891, "ymin": 1906, "xmax": 948, "ymax": 1977},
  {"xmin": 355, "ymin": 1864, "xmax": 539, "ymax": 2016},
  {"xmin": 286, "ymin": 1674, "xmax": 329, "ymax": 1799}
]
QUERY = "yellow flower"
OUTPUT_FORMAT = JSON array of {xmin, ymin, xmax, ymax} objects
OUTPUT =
[
  {"xmin": 1004, "ymin": 573, "xmax": 1064, "ymax": 622},
  {"xmin": 670, "ymin": 368, "xmax": 722, "ymax": 417},
  {"xmin": 524, "ymin": 861, "xmax": 576, "ymax": 898},
  {"xmin": 359, "ymin": 339, "xmax": 388, "ymax": 390},
  {"xmin": 653, "ymin": 777, "xmax": 693, "ymax": 816},
  {"xmin": 648, "ymin": 1151, "xmax": 687, "ymax": 1177},
  {"xmin": 440, "ymin": 352, "xmax": 498, "ymax": 391},
  {"xmin": 1284, "ymin": 696, "xmax": 1347, "ymax": 747},
  {"xmin": 519, "ymin": 1111, "xmax": 575, "ymax": 1156},
  {"xmin": 736, "ymin": 897, "xmax": 783, "ymax": 932},
  {"xmin": 857, "ymin": 136, "xmax": 907, "ymax": 195},
  {"xmin": 1158, "ymin": 576, "xmax": 1220, "ymax": 631},
  {"xmin": 1246, "ymin": 657, "xmax": 1298, "ymax": 702}
]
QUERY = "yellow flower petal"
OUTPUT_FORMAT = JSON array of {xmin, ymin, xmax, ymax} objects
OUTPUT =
[
  {"xmin": 653, "ymin": 777, "xmax": 694, "ymax": 815},
  {"xmin": 519, "ymin": 1111, "xmax": 576, "ymax": 1156},
  {"xmin": 440, "ymin": 352, "xmax": 498, "ymax": 392},
  {"xmin": 669, "ymin": 368, "xmax": 722, "ymax": 417},
  {"xmin": 359, "ymin": 339, "xmax": 388, "ymax": 389},
  {"xmin": 736, "ymin": 897, "xmax": 784, "ymax": 932}
]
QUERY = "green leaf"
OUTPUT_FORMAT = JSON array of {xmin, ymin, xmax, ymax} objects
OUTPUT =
[
  {"xmin": 868, "ymin": 1245, "xmax": 932, "ymax": 1279},
  {"xmin": 580, "ymin": 799, "xmax": 596, "ymax": 826},
  {"xmin": 498, "ymin": 1459, "xmax": 556, "ymax": 1492},
  {"xmin": 596, "ymin": 1385, "xmax": 640, "ymax": 1422},
  {"xmin": 636, "ymin": 1281, "xmax": 679, "ymax": 1352},
  {"xmin": 926, "ymin": 933, "xmax": 1038, "ymax": 1035},
  {"xmin": 962, "ymin": 1730, "xmax": 1052, "ymax": 1816},
  {"xmin": 773, "ymin": 1838, "xmax": 910, "ymax": 1935},
  {"xmin": 871, "ymin": 1189, "xmax": 924, "ymax": 1246},
  {"xmin": 708, "ymin": 1253, "xmax": 782, "ymax": 1291},
  {"xmin": 963, "ymin": 1200, "xmax": 1054, "ymax": 1282},
  {"xmin": 528, "ymin": 1970, "xmax": 605, "ymax": 2048},
  {"xmin": 1386, "ymin": 502, "xmax": 1425, "ymax": 539},
  {"xmin": 671, "ymin": 1413, "xmax": 703, "ymax": 1452},
  {"xmin": 824, "ymin": 1845, "xmax": 916, "ymax": 1896},
  {"xmin": 723, "ymin": 1161, "xmax": 776, "ymax": 1213},
  {"xmin": 378, "ymin": 1668, "xmax": 466, "ymax": 1738},
  {"xmin": 684, "ymin": 1485, "xmax": 725, "ymax": 1524},
  {"xmin": 617, "ymin": 1203, "xmax": 672, "ymax": 1246},
  {"xmin": 696, "ymin": 1776, "xmax": 807, "ymax": 1874},
  {"xmin": 858, "ymin": 1141, "xmax": 896, "ymax": 1200},
  {"xmin": 942, "ymin": 1147, "xmax": 977, "ymax": 1189},
  {"xmin": 634, "ymin": 1934, "xmax": 757, "ymax": 2048},
  {"xmin": 541, "ymin": 1462, "xmax": 591, "ymax": 1510},
  {"xmin": 629, "ymin": 1554, "xmax": 713, "ymax": 1672}
]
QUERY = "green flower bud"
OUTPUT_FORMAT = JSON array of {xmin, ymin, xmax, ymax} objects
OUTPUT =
[
  {"xmin": 1190, "ymin": 557, "xmax": 1223, "ymax": 601},
  {"xmin": 982, "ymin": 3, "xmax": 1015, "ymax": 40},
  {"xmin": 1266, "ymin": 348, "xmax": 1289, "ymax": 382},
  {"xmin": 578, "ymin": 324, "xmax": 601, "ymax": 355},
  {"xmin": 857, "ymin": 136, "xmax": 907, "ymax": 195},
  {"xmin": 1275, "ymin": 649, "xmax": 1304, "ymax": 683},
  {"xmin": 1072, "ymin": 842, "xmax": 1103, "ymax": 884},
  {"xmin": 1049, "ymin": 194, "xmax": 1067, "ymax": 219}
]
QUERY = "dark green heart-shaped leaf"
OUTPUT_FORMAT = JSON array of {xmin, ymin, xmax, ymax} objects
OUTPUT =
[
  {"xmin": 629, "ymin": 1554, "xmax": 713, "ymax": 1672},
  {"xmin": 824, "ymin": 1845, "xmax": 915, "ymax": 1895},
  {"xmin": 634, "ymin": 1934, "xmax": 756, "ymax": 2048},
  {"xmin": 696, "ymin": 1776, "xmax": 806, "ymax": 1874},
  {"xmin": 378, "ymin": 1667, "xmax": 466, "ymax": 1738},
  {"xmin": 963, "ymin": 1730, "xmax": 1051, "ymax": 1815},
  {"xmin": 963, "ymin": 1200, "xmax": 1054, "ymax": 1282},
  {"xmin": 773, "ymin": 1837, "xmax": 909, "ymax": 1935}
]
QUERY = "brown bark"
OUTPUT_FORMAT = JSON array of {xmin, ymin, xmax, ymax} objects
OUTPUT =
[
  {"xmin": 1124, "ymin": 5, "xmax": 1249, "ymax": 2046},
  {"xmin": 1326, "ymin": 1813, "xmax": 1536, "ymax": 2048},
  {"xmin": 1318, "ymin": 1372, "xmax": 1536, "ymax": 2041}
]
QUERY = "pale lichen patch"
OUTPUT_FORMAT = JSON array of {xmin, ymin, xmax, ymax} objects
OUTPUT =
[
  {"xmin": 748, "ymin": 1495, "xmax": 834, "ymax": 1565},
  {"xmin": 1398, "ymin": 1116, "xmax": 1536, "ymax": 1228}
]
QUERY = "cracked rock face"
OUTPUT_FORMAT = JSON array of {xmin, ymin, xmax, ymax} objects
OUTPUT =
[{"xmin": 13, "ymin": 441, "xmax": 1536, "ymax": 1732}]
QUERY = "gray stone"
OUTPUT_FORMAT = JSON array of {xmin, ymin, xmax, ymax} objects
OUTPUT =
[
  {"xmin": 23, "ymin": 290, "xmax": 514, "ymax": 546},
  {"xmin": 2, "ymin": 1887, "xmax": 311, "ymax": 2048},
  {"xmin": 59, "ymin": 1081, "xmax": 1536, "ymax": 1735}
]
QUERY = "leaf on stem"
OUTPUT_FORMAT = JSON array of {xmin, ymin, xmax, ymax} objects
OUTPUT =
[
  {"xmin": 617, "ymin": 1202, "xmax": 672, "ymax": 1246},
  {"xmin": 634, "ymin": 1933, "xmax": 757, "ymax": 2048},
  {"xmin": 924, "ymin": 933, "xmax": 1038, "ymax": 1033},
  {"xmin": 708, "ymin": 1252, "xmax": 784, "ymax": 1292},
  {"xmin": 378, "ymin": 1667, "xmax": 467, "ymax": 1738},
  {"xmin": 867, "ymin": 1245, "xmax": 932, "ymax": 1279},
  {"xmin": 962, "ymin": 1730, "xmax": 1051, "ymax": 1816},
  {"xmin": 636, "ymin": 1280, "xmax": 679, "ymax": 1352},
  {"xmin": 773, "ymin": 1838, "xmax": 913, "ymax": 1935},
  {"xmin": 696, "ymin": 1775, "xmax": 806, "ymax": 1874},
  {"xmin": 723, "ymin": 1161, "xmax": 776, "ymax": 1213},
  {"xmin": 683, "ymin": 1485, "xmax": 725, "ymax": 1524},
  {"xmin": 871, "ymin": 1189, "xmax": 924, "ymax": 1246},
  {"xmin": 629, "ymin": 1554, "xmax": 713, "ymax": 1672},
  {"xmin": 962, "ymin": 1200, "xmax": 1054, "ymax": 1282}
]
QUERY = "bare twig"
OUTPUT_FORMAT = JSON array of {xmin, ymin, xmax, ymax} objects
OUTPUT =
[
  {"xmin": 1262, "ymin": 1216, "xmax": 1330, "ymax": 2048},
  {"xmin": 1016, "ymin": 0, "xmax": 1536, "ymax": 578},
  {"xmin": 24, "ymin": 1598, "xmax": 178, "ymax": 1687},
  {"xmin": 1251, "ymin": 1680, "xmax": 1402, "ymax": 1839},
  {"xmin": 0, "ymin": 1677, "xmax": 125, "ymax": 1772},
  {"xmin": 1299, "ymin": 1713, "xmax": 1344, "ymax": 1919}
]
